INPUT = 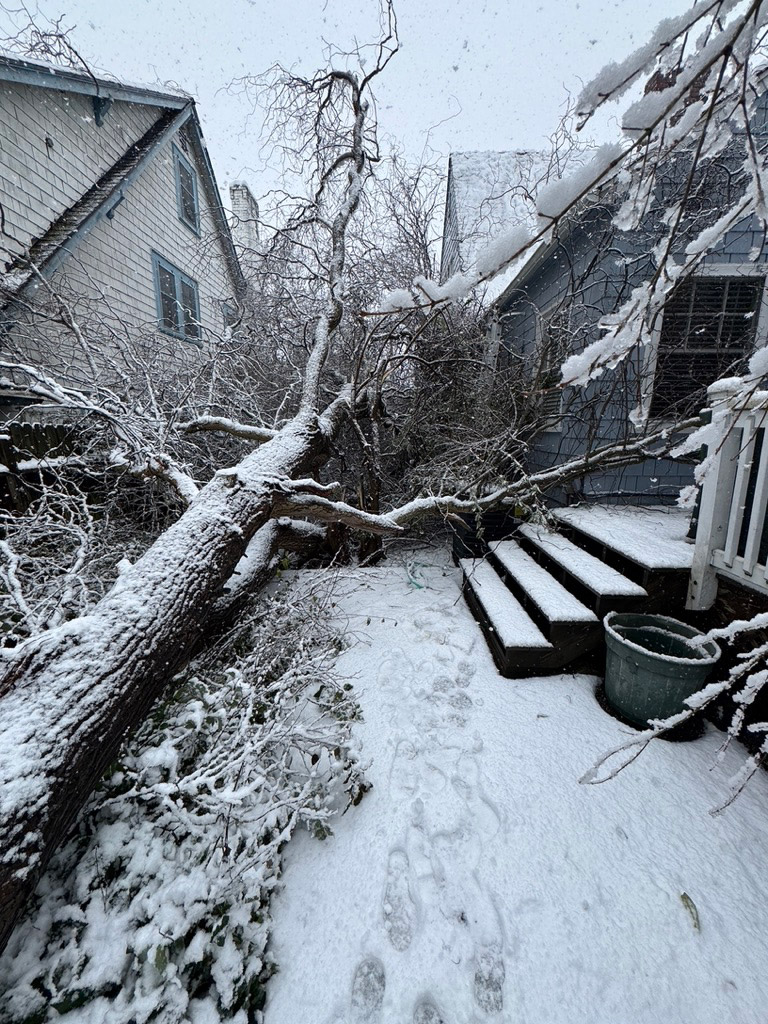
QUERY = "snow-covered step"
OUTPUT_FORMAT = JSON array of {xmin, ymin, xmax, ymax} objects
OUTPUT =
[
  {"xmin": 518, "ymin": 524, "xmax": 646, "ymax": 616},
  {"xmin": 489, "ymin": 540, "xmax": 598, "ymax": 624},
  {"xmin": 553, "ymin": 505, "xmax": 693, "ymax": 572},
  {"xmin": 459, "ymin": 558, "xmax": 552, "ymax": 651}
]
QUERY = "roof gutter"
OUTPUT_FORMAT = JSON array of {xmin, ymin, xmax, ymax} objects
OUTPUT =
[{"xmin": 0, "ymin": 53, "xmax": 189, "ymax": 110}]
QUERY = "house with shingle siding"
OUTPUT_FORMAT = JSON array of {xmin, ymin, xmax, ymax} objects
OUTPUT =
[{"xmin": 0, "ymin": 53, "xmax": 249, "ymax": 402}]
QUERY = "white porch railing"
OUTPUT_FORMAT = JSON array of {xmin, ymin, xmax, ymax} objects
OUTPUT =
[{"xmin": 688, "ymin": 379, "xmax": 768, "ymax": 610}]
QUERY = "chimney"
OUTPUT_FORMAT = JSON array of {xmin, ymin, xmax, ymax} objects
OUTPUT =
[{"xmin": 229, "ymin": 182, "xmax": 259, "ymax": 251}]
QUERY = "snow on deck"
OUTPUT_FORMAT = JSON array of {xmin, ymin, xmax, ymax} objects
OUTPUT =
[
  {"xmin": 264, "ymin": 552, "xmax": 768, "ymax": 1024},
  {"xmin": 554, "ymin": 505, "xmax": 695, "ymax": 571},
  {"xmin": 490, "ymin": 540, "xmax": 598, "ymax": 623},
  {"xmin": 460, "ymin": 557, "xmax": 551, "ymax": 649},
  {"xmin": 519, "ymin": 523, "xmax": 648, "ymax": 597}
]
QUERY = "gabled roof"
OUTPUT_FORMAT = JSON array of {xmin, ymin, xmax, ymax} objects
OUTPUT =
[
  {"xmin": 446, "ymin": 150, "xmax": 550, "ymax": 253},
  {"xmin": 0, "ymin": 52, "xmax": 246, "ymax": 305}
]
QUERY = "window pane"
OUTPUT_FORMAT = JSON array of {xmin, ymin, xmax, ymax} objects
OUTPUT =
[
  {"xmin": 180, "ymin": 279, "xmax": 200, "ymax": 339},
  {"xmin": 692, "ymin": 279, "xmax": 725, "ymax": 313},
  {"xmin": 158, "ymin": 265, "xmax": 179, "ymax": 332},
  {"xmin": 177, "ymin": 156, "xmax": 199, "ymax": 230},
  {"xmin": 725, "ymin": 280, "xmax": 761, "ymax": 312},
  {"xmin": 664, "ymin": 280, "xmax": 694, "ymax": 316}
]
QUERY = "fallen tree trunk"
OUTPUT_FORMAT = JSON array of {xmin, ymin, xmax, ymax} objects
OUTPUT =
[{"xmin": 0, "ymin": 411, "xmax": 354, "ymax": 953}]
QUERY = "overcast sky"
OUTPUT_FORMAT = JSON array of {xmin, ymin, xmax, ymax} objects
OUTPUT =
[{"xmin": 0, "ymin": 0, "xmax": 693, "ymax": 201}]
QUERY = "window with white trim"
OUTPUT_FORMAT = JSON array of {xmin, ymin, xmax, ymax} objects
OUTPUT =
[
  {"xmin": 651, "ymin": 276, "xmax": 764, "ymax": 417},
  {"xmin": 152, "ymin": 253, "xmax": 201, "ymax": 341},
  {"xmin": 173, "ymin": 144, "xmax": 200, "ymax": 233}
]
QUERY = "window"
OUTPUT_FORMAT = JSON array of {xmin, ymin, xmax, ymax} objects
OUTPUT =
[
  {"xmin": 651, "ymin": 276, "xmax": 764, "ymax": 417},
  {"xmin": 152, "ymin": 253, "xmax": 201, "ymax": 341},
  {"xmin": 535, "ymin": 308, "xmax": 569, "ymax": 430},
  {"xmin": 173, "ymin": 144, "xmax": 199, "ymax": 233},
  {"xmin": 221, "ymin": 301, "xmax": 239, "ymax": 333}
]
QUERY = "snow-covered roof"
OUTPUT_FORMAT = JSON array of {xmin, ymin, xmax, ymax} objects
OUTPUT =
[{"xmin": 441, "ymin": 149, "xmax": 553, "ymax": 305}]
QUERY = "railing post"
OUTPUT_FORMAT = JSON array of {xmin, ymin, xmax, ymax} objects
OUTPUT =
[{"xmin": 687, "ymin": 380, "xmax": 742, "ymax": 610}]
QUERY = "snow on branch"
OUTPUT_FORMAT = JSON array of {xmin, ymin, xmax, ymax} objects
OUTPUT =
[
  {"xmin": 576, "ymin": 0, "xmax": 744, "ymax": 126},
  {"xmin": 179, "ymin": 415, "xmax": 278, "ymax": 444},
  {"xmin": 272, "ymin": 489, "xmax": 403, "ymax": 536},
  {"xmin": 134, "ymin": 454, "xmax": 199, "ymax": 506}
]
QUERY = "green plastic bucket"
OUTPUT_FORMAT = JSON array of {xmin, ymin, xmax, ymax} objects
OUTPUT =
[{"xmin": 603, "ymin": 612, "xmax": 721, "ymax": 728}]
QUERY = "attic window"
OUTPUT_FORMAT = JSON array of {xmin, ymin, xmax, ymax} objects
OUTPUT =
[
  {"xmin": 152, "ymin": 253, "xmax": 201, "ymax": 342},
  {"xmin": 651, "ymin": 276, "xmax": 764, "ymax": 417},
  {"xmin": 173, "ymin": 144, "xmax": 200, "ymax": 233}
]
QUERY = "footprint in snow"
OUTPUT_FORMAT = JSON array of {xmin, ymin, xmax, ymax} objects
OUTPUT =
[
  {"xmin": 457, "ymin": 658, "xmax": 477, "ymax": 679},
  {"xmin": 448, "ymin": 691, "xmax": 473, "ymax": 710},
  {"xmin": 413, "ymin": 998, "xmax": 445, "ymax": 1024},
  {"xmin": 377, "ymin": 649, "xmax": 416, "ymax": 689},
  {"xmin": 431, "ymin": 674, "xmax": 454, "ymax": 693},
  {"xmin": 383, "ymin": 849, "xmax": 416, "ymax": 951},
  {"xmin": 351, "ymin": 957, "xmax": 386, "ymax": 1022},
  {"xmin": 474, "ymin": 942, "xmax": 505, "ymax": 1015}
]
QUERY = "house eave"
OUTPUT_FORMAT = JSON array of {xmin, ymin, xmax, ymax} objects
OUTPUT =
[
  {"xmin": 492, "ymin": 190, "xmax": 615, "ymax": 310},
  {"xmin": 491, "ymin": 237, "xmax": 558, "ymax": 309},
  {"xmin": 0, "ymin": 53, "xmax": 190, "ymax": 110}
]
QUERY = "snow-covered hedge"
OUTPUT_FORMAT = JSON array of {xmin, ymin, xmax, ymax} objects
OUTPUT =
[{"xmin": 0, "ymin": 576, "xmax": 367, "ymax": 1024}]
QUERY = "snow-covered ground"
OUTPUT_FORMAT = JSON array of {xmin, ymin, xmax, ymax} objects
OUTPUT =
[{"xmin": 264, "ymin": 549, "xmax": 768, "ymax": 1024}]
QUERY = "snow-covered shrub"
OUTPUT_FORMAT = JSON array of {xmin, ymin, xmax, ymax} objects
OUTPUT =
[{"xmin": 0, "ymin": 575, "xmax": 367, "ymax": 1024}]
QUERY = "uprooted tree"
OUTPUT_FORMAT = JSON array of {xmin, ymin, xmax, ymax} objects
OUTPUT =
[{"xmin": 2, "ymin": 0, "xmax": 768, "ymax": 954}]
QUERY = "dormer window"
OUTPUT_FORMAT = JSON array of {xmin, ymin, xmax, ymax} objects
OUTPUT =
[{"xmin": 173, "ymin": 144, "xmax": 199, "ymax": 233}]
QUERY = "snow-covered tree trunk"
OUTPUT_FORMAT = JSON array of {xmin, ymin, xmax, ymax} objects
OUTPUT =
[{"xmin": 0, "ymin": 411, "xmax": 342, "ymax": 951}]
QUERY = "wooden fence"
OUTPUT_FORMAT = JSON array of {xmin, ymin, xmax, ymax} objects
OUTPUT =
[{"xmin": 0, "ymin": 422, "xmax": 80, "ymax": 513}]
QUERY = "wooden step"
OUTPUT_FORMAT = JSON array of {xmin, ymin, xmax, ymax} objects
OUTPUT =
[
  {"xmin": 460, "ymin": 558, "xmax": 551, "ymax": 650},
  {"xmin": 551, "ymin": 506, "xmax": 693, "ymax": 607},
  {"xmin": 460, "ymin": 558, "xmax": 560, "ymax": 676},
  {"xmin": 552, "ymin": 506, "xmax": 693, "ymax": 572},
  {"xmin": 489, "ymin": 539, "xmax": 604, "ymax": 665},
  {"xmin": 518, "ymin": 523, "xmax": 647, "ymax": 618},
  {"xmin": 490, "ymin": 540, "xmax": 597, "ymax": 624}
]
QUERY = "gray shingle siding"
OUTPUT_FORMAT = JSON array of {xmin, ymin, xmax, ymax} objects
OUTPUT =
[
  {"xmin": 45, "ymin": 133, "xmax": 234, "ymax": 338},
  {"xmin": 0, "ymin": 83, "xmax": 157, "ymax": 268},
  {"xmin": 497, "ymin": 201, "xmax": 764, "ymax": 505},
  {"xmin": 0, "ymin": 78, "xmax": 241, "ymax": 387}
]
